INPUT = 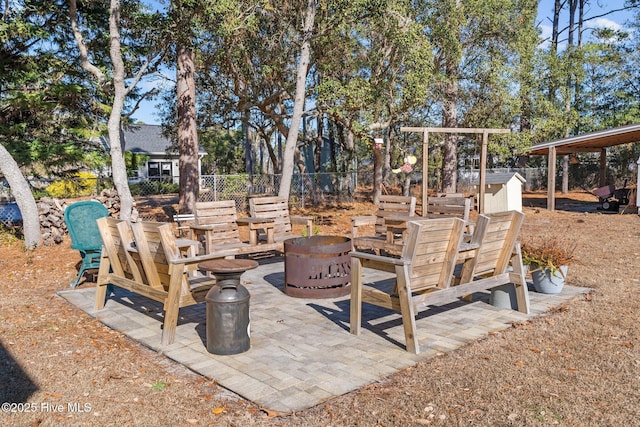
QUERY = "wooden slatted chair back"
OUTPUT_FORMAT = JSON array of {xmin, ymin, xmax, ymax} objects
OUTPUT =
[
  {"xmin": 402, "ymin": 217, "xmax": 466, "ymax": 292},
  {"xmin": 194, "ymin": 200, "xmax": 242, "ymax": 247},
  {"xmin": 129, "ymin": 221, "xmax": 185, "ymax": 294},
  {"xmin": 461, "ymin": 210, "xmax": 524, "ymax": 280},
  {"xmin": 375, "ymin": 195, "xmax": 417, "ymax": 236},
  {"xmin": 96, "ymin": 217, "xmax": 133, "ymax": 279},
  {"xmin": 425, "ymin": 196, "xmax": 472, "ymax": 221},
  {"xmin": 249, "ymin": 196, "xmax": 295, "ymax": 241}
]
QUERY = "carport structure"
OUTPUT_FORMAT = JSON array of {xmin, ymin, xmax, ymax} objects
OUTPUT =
[{"xmin": 526, "ymin": 123, "xmax": 640, "ymax": 211}]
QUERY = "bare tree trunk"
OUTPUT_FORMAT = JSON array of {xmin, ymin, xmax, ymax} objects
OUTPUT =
[
  {"xmin": 441, "ymin": 76, "xmax": 459, "ymax": 193},
  {"xmin": 373, "ymin": 140, "xmax": 383, "ymax": 204},
  {"xmin": 70, "ymin": 0, "xmax": 134, "ymax": 219},
  {"xmin": 440, "ymin": 0, "xmax": 461, "ymax": 194},
  {"xmin": 176, "ymin": 45, "xmax": 199, "ymax": 213},
  {"xmin": 315, "ymin": 114, "xmax": 323, "ymax": 174},
  {"xmin": 105, "ymin": 0, "xmax": 134, "ymax": 219},
  {"xmin": 562, "ymin": 0, "xmax": 577, "ymax": 194},
  {"xmin": 278, "ymin": 0, "xmax": 316, "ymax": 199},
  {"xmin": 0, "ymin": 144, "xmax": 41, "ymax": 249},
  {"xmin": 383, "ymin": 128, "xmax": 391, "ymax": 188},
  {"xmin": 243, "ymin": 108, "xmax": 253, "ymax": 176}
]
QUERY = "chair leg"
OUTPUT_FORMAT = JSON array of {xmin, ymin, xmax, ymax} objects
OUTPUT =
[
  {"xmin": 161, "ymin": 265, "xmax": 184, "ymax": 346},
  {"xmin": 511, "ymin": 243, "xmax": 530, "ymax": 314},
  {"xmin": 350, "ymin": 257, "xmax": 363, "ymax": 336},
  {"xmin": 396, "ymin": 265, "xmax": 420, "ymax": 354},
  {"xmin": 70, "ymin": 269, "xmax": 85, "ymax": 288}
]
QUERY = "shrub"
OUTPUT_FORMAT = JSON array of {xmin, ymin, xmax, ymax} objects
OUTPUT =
[
  {"xmin": 521, "ymin": 233, "xmax": 578, "ymax": 276},
  {"xmin": 46, "ymin": 172, "xmax": 97, "ymax": 198}
]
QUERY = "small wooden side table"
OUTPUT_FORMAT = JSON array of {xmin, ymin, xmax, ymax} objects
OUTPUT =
[{"xmin": 236, "ymin": 217, "xmax": 276, "ymax": 245}]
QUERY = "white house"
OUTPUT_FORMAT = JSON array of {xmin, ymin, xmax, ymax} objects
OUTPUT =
[{"xmin": 104, "ymin": 124, "xmax": 206, "ymax": 184}]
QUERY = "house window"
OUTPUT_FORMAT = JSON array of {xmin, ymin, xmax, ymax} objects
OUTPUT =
[
  {"xmin": 148, "ymin": 162, "xmax": 172, "ymax": 179},
  {"xmin": 161, "ymin": 162, "xmax": 172, "ymax": 178},
  {"xmin": 149, "ymin": 162, "xmax": 160, "ymax": 177}
]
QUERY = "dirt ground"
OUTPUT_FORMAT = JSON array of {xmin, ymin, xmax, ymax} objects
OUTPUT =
[{"xmin": 1, "ymin": 191, "xmax": 639, "ymax": 426}]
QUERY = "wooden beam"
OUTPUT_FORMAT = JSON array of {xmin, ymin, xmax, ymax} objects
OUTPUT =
[
  {"xmin": 401, "ymin": 127, "xmax": 510, "ymax": 134},
  {"xmin": 400, "ymin": 127, "xmax": 511, "ymax": 214},
  {"xmin": 479, "ymin": 131, "xmax": 488, "ymax": 213},
  {"xmin": 547, "ymin": 146, "xmax": 556, "ymax": 211},
  {"xmin": 422, "ymin": 131, "xmax": 429, "ymax": 217}
]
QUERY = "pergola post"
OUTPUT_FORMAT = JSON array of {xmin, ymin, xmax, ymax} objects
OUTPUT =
[
  {"xmin": 479, "ymin": 130, "xmax": 488, "ymax": 214},
  {"xmin": 400, "ymin": 127, "xmax": 510, "ymax": 215},
  {"xmin": 422, "ymin": 131, "xmax": 429, "ymax": 217},
  {"xmin": 547, "ymin": 146, "xmax": 556, "ymax": 211}
]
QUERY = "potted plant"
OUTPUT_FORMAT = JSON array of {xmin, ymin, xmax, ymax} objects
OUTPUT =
[{"xmin": 521, "ymin": 235, "xmax": 578, "ymax": 294}]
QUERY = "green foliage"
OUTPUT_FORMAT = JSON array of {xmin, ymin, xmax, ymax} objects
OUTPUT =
[
  {"xmin": 199, "ymin": 128, "xmax": 244, "ymax": 174},
  {"xmin": 129, "ymin": 180, "xmax": 179, "ymax": 196},
  {"xmin": 125, "ymin": 151, "xmax": 150, "ymax": 177},
  {"xmin": 46, "ymin": 172, "xmax": 97, "ymax": 198},
  {"xmin": 151, "ymin": 381, "xmax": 167, "ymax": 391},
  {"xmin": 0, "ymin": 1, "xmax": 103, "ymax": 176}
]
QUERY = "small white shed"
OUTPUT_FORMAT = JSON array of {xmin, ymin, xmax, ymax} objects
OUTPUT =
[{"xmin": 473, "ymin": 172, "xmax": 526, "ymax": 213}]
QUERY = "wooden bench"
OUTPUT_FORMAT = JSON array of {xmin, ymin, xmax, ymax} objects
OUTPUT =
[
  {"xmin": 190, "ymin": 200, "xmax": 281, "ymax": 255},
  {"xmin": 351, "ymin": 195, "xmax": 417, "ymax": 255},
  {"xmin": 95, "ymin": 217, "xmax": 238, "ymax": 346},
  {"xmin": 248, "ymin": 196, "xmax": 314, "ymax": 243},
  {"xmin": 350, "ymin": 212, "xmax": 529, "ymax": 354}
]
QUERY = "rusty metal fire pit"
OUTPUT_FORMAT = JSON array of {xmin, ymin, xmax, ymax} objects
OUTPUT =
[{"xmin": 283, "ymin": 235, "xmax": 351, "ymax": 298}]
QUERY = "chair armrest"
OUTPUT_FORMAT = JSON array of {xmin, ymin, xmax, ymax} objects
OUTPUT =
[
  {"xmin": 351, "ymin": 215, "xmax": 377, "ymax": 238},
  {"xmin": 166, "ymin": 249, "xmax": 239, "ymax": 266},
  {"xmin": 351, "ymin": 215, "xmax": 376, "ymax": 227},
  {"xmin": 190, "ymin": 224, "xmax": 216, "ymax": 231},
  {"xmin": 350, "ymin": 250, "xmax": 409, "ymax": 266},
  {"xmin": 291, "ymin": 215, "xmax": 313, "ymax": 235}
]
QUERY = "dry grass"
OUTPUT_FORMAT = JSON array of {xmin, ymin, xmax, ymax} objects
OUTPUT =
[{"xmin": 1, "ymin": 193, "xmax": 639, "ymax": 426}]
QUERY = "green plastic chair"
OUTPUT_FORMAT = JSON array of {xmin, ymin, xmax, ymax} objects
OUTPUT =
[{"xmin": 64, "ymin": 200, "xmax": 109, "ymax": 287}]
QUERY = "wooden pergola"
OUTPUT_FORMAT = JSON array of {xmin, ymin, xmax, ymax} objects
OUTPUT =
[
  {"xmin": 400, "ymin": 127, "xmax": 511, "ymax": 214},
  {"xmin": 526, "ymin": 123, "xmax": 640, "ymax": 211}
]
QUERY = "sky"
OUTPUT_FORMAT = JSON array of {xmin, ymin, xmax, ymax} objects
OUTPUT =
[
  {"xmin": 537, "ymin": 0, "xmax": 635, "ymax": 45},
  {"xmin": 131, "ymin": 1, "xmax": 637, "ymax": 125}
]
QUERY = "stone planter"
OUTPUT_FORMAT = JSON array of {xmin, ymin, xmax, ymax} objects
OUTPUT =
[{"xmin": 531, "ymin": 265, "xmax": 568, "ymax": 294}]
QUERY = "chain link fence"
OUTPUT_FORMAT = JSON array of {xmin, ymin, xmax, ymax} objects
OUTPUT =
[
  {"xmin": 0, "ymin": 168, "xmax": 547, "ymax": 228},
  {"xmin": 197, "ymin": 172, "xmax": 360, "ymax": 211}
]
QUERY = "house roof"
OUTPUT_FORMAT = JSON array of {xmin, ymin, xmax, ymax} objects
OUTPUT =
[
  {"xmin": 526, "ymin": 123, "xmax": 640, "ymax": 156},
  {"xmin": 474, "ymin": 172, "xmax": 525, "ymax": 186},
  {"xmin": 121, "ymin": 124, "xmax": 206, "ymax": 155}
]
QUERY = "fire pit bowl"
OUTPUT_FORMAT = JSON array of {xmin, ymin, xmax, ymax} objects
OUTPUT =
[{"xmin": 283, "ymin": 235, "xmax": 351, "ymax": 298}]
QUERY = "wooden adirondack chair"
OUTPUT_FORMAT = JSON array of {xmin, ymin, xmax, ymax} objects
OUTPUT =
[
  {"xmin": 190, "ymin": 200, "xmax": 282, "ymax": 255},
  {"xmin": 248, "ymin": 196, "xmax": 313, "ymax": 243},
  {"xmin": 425, "ymin": 195, "xmax": 473, "ymax": 220},
  {"xmin": 350, "ymin": 213, "xmax": 530, "ymax": 354},
  {"xmin": 190, "ymin": 200, "xmax": 247, "ymax": 254},
  {"xmin": 456, "ymin": 210, "xmax": 530, "ymax": 313},
  {"xmin": 351, "ymin": 195, "xmax": 417, "ymax": 255},
  {"xmin": 425, "ymin": 195, "xmax": 474, "ymax": 235},
  {"xmin": 351, "ymin": 217, "xmax": 466, "ymax": 354},
  {"xmin": 95, "ymin": 218, "xmax": 237, "ymax": 346},
  {"xmin": 64, "ymin": 200, "xmax": 109, "ymax": 287}
]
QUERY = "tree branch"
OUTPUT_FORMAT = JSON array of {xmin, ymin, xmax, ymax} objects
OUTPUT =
[{"xmin": 69, "ymin": 0, "xmax": 106, "ymax": 84}]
